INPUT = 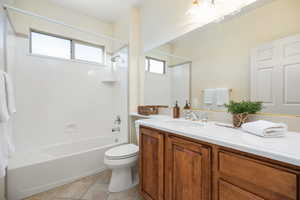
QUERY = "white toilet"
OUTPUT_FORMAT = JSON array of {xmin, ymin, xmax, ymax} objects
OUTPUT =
[{"xmin": 104, "ymin": 123, "xmax": 140, "ymax": 192}]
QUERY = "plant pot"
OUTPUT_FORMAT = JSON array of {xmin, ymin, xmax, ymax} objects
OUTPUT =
[{"xmin": 232, "ymin": 113, "xmax": 249, "ymax": 128}]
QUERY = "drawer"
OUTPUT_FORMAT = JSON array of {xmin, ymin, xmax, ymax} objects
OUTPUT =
[
  {"xmin": 219, "ymin": 152, "xmax": 298, "ymax": 200},
  {"xmin": 219, "ymin": 180, "xmax": 264, "ymax": 200}
]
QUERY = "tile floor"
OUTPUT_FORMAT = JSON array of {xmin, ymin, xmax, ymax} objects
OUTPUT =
[{"xmin": 24, "ymin": 170, "xmax": 142, "ymax": 200}]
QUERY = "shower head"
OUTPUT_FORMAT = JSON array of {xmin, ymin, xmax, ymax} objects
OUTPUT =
[{"xmin": 111, "ymin": 55, "xmax": 122, "ymax": 63}]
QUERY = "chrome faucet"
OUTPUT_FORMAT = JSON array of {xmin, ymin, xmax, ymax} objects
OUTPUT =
[
  {"xmin": 191, "ymin": 111, "xmax": 201, "ymax": 121},
  {"xmin": 189, "ymin": 111, "xmax": 209, "ymax": 122},
  {"xmin": 114, "ymin": 115, "xmax": 121, "ymax": 125},
  {"xmin": 112, "ymin": 115, "xmax": 121, "ymax": 132},
  {"xmin": 112, "ymin": 127, "xmax": 120, "ymax": 132}
]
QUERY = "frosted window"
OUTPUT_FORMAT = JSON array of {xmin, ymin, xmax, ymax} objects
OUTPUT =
[
  {"xmin": 31, "ymin": 32, "xmax": 71, "ymax": 59},
  {"xmin": 74, "ymin": 43, "xmax": 104, "ymax": 64},
  {"xmin": 145, "ymin": 57, "xmax": 166, "ymax": 74}
]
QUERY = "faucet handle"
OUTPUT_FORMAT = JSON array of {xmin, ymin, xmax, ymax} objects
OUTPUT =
[
  {"xmin": 114, "ymin": 115, "xmax": 121, "ymax": 125},
  {"xmin": 191, "ymin": 112, "xmax": 200, "ymax": 121}
]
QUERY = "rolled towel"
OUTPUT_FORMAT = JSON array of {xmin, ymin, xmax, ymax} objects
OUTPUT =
[
  {"xmin": 241, "ymin": 120, "xmax": 287, "ymax": 138},
  {"xmin": 203, "ymin": 89, "xmax": 216, "ymax": 104}
]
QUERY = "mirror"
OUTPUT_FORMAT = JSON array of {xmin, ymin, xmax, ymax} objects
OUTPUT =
[
  {"xmin": 144, "ymin": 45, "xmax": 192, "ymax": 107},
  {"xmin": 144, "ymin": 0, "xmax": 300, "ymax": 116}
]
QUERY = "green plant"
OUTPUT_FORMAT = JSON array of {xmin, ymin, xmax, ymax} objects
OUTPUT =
[{"xmin": 225, "ymin": 101, "xmax": 262, "ymax": 115}]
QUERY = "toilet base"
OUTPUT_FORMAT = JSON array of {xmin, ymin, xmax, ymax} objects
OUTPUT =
[{"xmin": 108, "ymin": 167, "xmax": 138, "ymax": 193}]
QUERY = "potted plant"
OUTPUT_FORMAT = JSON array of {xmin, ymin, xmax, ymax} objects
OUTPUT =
[{"xmin": 225, "ymin": 101, "xmax": 263, "ymax": 128}]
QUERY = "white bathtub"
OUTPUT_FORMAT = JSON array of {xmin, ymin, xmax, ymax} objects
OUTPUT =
[{"xmin": 7, "ymin": 136, "xmax": 124, "ymax": 200}]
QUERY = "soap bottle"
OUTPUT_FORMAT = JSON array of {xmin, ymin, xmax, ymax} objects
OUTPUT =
[
  {"xmin": 184, "ymin": 100, "xmax": 191, "ymax": 110},
  {"xmin": 173, "ymin": 101, "xmax": 180, "ymax": 119}
]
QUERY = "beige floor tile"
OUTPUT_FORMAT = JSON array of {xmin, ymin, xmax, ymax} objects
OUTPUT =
[
  {"xmin": 53, "ymin": 176, "xmax": 96, "ymax": 199},
  {"xmin": 23, "ymin": 170, "xmax": 121, "ymax": 200},
  {"xmin": 81, "ymin": 182, "xmax": 109, "ymax": 200},
  {"xmin": 93, "ymin": 170, "xmax": 111, "ymax": 185},
  {"xmin": 23, "ymin": 188, "xmax": 59, "ymax": 200},
  {"xmin": 107, "ymin": 186, "xmax": 139, "ymax": 200}
]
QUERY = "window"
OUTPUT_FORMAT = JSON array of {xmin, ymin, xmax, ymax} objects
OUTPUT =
[
  {"xmin": 31, "ymin": 31, "xmax": 71, "ymax": 59},
  {"xmin": 74, "ymin": 42, "xmax": 104, "ymax": 64},
  {"xmin": 30, "ymin": 30, "xmax": 105, "ymax": 64},
  {"xmin": 145, "ymin": 57, "xmax": 166, "ymax": 74}
]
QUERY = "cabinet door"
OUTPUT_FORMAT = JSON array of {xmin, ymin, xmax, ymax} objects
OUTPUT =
[
  {"xmin": 219, "ymin": 180, "xmax": 264, "ymax": 200},
  {"xmin": 139, "ymin": 127, "xmax": 164, "ymax": 200},
  {"xmin": 166, "ymin": 136, "xmax": 211, "ymax": 200}
]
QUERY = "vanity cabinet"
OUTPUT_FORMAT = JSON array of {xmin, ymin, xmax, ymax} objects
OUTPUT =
[
  {"xmin": 218, "ymin": 151, "xmax": 298, "ymax": 200},
  {"xmin": 165, "ymin": 136, "xmax": 211, "ymax": 200},
  {"xmin": 139, "ymin": 126, "xmax": 300, "ymax": 200},
  {"xmin": 139, "ymin": 127, "xmax": 164, "ymax": 200}
]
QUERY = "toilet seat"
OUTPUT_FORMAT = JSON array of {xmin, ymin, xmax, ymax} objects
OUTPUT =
[{"xmin": 105, "ymin": 144, "xmax": 139, "ymax": 160}]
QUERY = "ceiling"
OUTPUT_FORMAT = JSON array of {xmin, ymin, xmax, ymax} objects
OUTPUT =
[{"xmin": 48, "ymin": 0, "xmax": 142, "ymax": 23}]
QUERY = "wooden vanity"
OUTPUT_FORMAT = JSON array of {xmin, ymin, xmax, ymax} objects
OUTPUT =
[{"xmin": 139, "ymin": 126, "xmax": 300, "ymax": 200}]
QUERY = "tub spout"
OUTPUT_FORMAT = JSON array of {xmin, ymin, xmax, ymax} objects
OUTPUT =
[{"xmin": 112, "ymin": 127, "xmax": 120, "ymax": 132}]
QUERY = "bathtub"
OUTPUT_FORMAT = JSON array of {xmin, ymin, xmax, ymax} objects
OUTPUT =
[{"xmin": 7, "ymin": 136, "xmax": 125, "ymax": 200}]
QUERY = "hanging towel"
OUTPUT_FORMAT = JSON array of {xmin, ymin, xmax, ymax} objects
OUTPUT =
[
  {"xmin": 0, "ymin": 72, "xmax": 9, "ymax": 122},
  {"xmin": 203, "ymin": 89, "xmax": 216, "ymax": 104},
  {"xmin": 3, "ymin": 72, "xmax": 16, "ymax": 115},
  {"xmin": 242, "ymin": 120, "xmax": 287, "ymax": 138},
  {"xmin": 216, "ymin": 88, "xmax": 230, "ymax": 106},
  {"xmin": 0, "ymin": 71, "xmax": 16, "ymax": 177}
]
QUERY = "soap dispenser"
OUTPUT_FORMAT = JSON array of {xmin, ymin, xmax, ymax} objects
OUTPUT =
[
  {"xmin": 173, "ymin": 101, "xmax": 180, "ymax": 119},
  {"xmin": 184, "ymin": 100, "xmax": 191, "ymax": 110}
]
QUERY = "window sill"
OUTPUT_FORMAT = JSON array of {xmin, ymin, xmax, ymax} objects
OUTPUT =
[{"xmin": 28, "ymin": 53, "xmax": 109, "ymax": 67}]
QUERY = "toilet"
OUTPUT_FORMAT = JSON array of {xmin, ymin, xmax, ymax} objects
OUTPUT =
[{"xmin": 104, "ymin": 122, "xmax": 140, "ymax": 192}]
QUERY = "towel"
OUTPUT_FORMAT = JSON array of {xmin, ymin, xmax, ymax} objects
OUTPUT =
[
  {"xmin": 0, "ymin": 71, "xmax": 16, "ymax": 177},
  {"xmin": 203, "ymin": 89, "xmax": 216, "ymax": 104},
  {"xmin": 3, "ymin": 72, "xmax": 16, "ymax": 115},
  {"xmin": 0, "ymin": 72, "xmax": 9, "ymax": 122},
  {"xmin": 216, "ymin": 88, "xmax": 230, "ymax": 106},
  {"xmin": 242, "ymin": 120, "xmax": 287, "ymax": 138}
]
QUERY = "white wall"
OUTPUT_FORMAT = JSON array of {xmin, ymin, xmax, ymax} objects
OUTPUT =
[
  {"xmin": 140, "ymin": 0, "xmax": 196, "ymax": 51},
  {"xmin": 8, "ymin": 0, "xmax": 114, "ymax": 49},
  {"xmin": 11, "ymin": 36, "xmax": 127, "ymax": 151},
  {"xmin": 3, "ymin": 0, "xmax": 129, "ymax": 152}
]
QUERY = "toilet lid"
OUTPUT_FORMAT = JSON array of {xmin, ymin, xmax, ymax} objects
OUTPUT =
[{"xmin": 105, "ymin": 144, "xmax": 139, "ymax": 160}]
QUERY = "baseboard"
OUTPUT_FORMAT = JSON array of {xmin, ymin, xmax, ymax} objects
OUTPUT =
[{"xmin": 13, "ymin": 167, "xmax": 107, "ymax": 200}]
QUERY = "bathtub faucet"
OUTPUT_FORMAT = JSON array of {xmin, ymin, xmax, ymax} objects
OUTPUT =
[
  {"xmin": 112, "ymin": 127, "xmax": 120, "ymax": 132},
  {"xmin": 114, "ymin": 115, "xmax": 121, "ymax": 125}
]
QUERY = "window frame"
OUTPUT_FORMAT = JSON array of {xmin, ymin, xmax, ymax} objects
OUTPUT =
[
  {"xmin": 29, "ymin": 29, "xmax": 106, "ymax": 65},
  {"xmin": 145, "ymin": 56, "xmax": 166, "ymax": 75}
]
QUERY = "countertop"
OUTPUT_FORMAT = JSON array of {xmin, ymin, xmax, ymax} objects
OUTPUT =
[{"xmin": 137, "ymin": 118, "xmax": 300, "ymax": 167}]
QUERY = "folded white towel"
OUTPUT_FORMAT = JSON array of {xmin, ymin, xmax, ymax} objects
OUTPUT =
[
  {"xmin": 203, "ymin": 89, "xmax": 216, "ymax": 104},
  {"xmin": 216, "ymin": 88, "xmax": 229, "ymax": 106},
  {"xmin": 242, "ymin": 120, "xmax": 287, "ymax": 138},
  {"xmin": 0, "ymin": 72, "xmax": 9, "ymax": 122},
  {"xmin": 3, "ymin": 72, "xmax": 16, "ymax": 115}
]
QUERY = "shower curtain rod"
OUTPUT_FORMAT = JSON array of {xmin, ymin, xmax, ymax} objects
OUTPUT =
[
  {"xmin": 153, "ymin": 49, "xmax": 192, "ymax": 61},
  {"xmin": 3, "ymin": 4, "xmax": 127, "ymax": 44}
]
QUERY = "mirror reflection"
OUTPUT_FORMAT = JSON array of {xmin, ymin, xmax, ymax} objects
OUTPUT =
[
  {"xmin": 144, "ymin": 1, "xmax": 300, "ymax": 116},
  {"xmin": 144, "ymin": 46, "xmax": 191, "ymax": 107}
]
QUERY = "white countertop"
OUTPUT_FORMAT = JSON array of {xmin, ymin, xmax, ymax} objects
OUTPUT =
[{"xmin": 137, "ymin": 118, "xmax": 300, "ymax": 167}]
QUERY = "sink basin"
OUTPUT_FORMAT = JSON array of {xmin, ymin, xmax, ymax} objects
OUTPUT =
[{"xmin": 163, "ymin": 120, "xmax": 204, "ymax": 128}]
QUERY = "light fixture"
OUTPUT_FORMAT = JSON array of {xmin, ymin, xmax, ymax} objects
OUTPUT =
[
  {"xmin": 186, "ymin": 0, "xmax": 259, "ymax": 24},
  {"xmin": 187, "ymin": 0, "xmax": 215, "ymax": 16}
]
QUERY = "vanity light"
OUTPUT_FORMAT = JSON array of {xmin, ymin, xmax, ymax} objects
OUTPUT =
[
  {"xmin": 187, "ymin": 0, "xmax": 259, "ymax": 23},
  {"xmin": 187, "ymin": 0, "xmax": 215, "ymax": 16}
]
